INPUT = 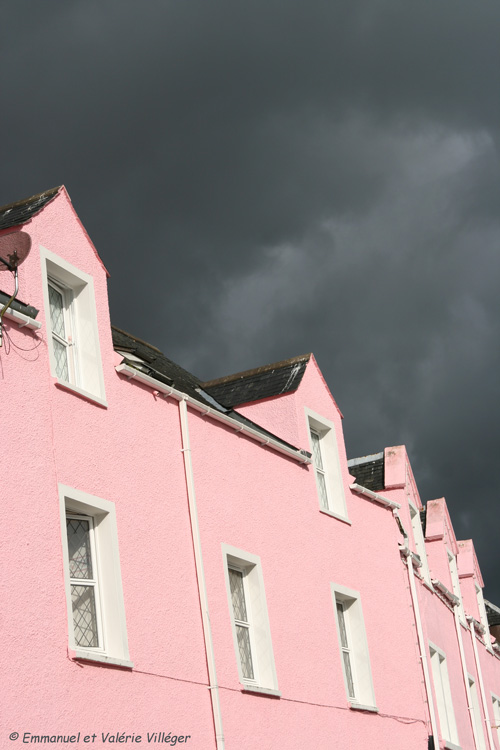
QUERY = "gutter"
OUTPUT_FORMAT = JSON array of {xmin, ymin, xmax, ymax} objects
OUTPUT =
[
  {"xmin": 431, "ymin": 579, "xmax": 460, "ymax": 608},
  {"xmin": 116, "ymin": 363, "xmax": 311, "ymax": 465},
  {"xmin": 349, "ymin": 483, "xmax": 401, "ymax": 509}
]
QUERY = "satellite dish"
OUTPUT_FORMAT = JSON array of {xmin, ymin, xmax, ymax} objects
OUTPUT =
[{"xmin": 0, "ymin": 231, "xmax": 32, "ymax": 271}]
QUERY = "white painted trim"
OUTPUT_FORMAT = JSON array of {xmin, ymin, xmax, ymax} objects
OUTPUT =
[
  {"xmin": 319, "ymin": 508, "xmax": 352, "ymax": 525},
  {"xmin": 1, "ymin": 305, "xmax": 41, "ymax": 330},
  {"xmin": 331, "ymin": 582, "xmax": 376, "ymax": 709},
  {"xmin": 54, "ymin": 379, "xmax": 108, "ymax": 408},
  {"xmin": 116, "ymin": 363, "xmax": 310, "ymax": 465},
  {"xmin": 466, "ymin": 618, "xmax": 495, "ymax": 750},
  {"xmin": 222, "ymin": 544, "xmax": 278, "ymax": 693},
  {"xmin": 409, "ymin": 500, "xmax": 431, "ymax": 584},
  {"xmin": 429, "ymin": 642, "xmax": 460, "ymax": 748},
  {"xmin": 58, "ymin": 484, "xmax": 131, "ymax": 666},
  {"xmin": 349, "ymin": 703, "xmax": 379, "ymax": 713},
  {"xmin": 447, "ymin": 549, "xmax": 466, "ymax": 624},
  {"xmin": 73, "ymin": 651, "xmax": 134, "ymax": 669},
  {"xmin": 467, "ymin": 674, "xmax": 487, "ymax": 750},
  {"xmin": 491, "ymin": 694, "xmax": 500, "ymax": 744},
  {"xmin": 241, "ymin": 686, "xmax": 281, "ymax": 698},
  {"xmin": 305, "ymin": 407, "xmax": 349, "ymax": 520},
  {"xmin": 40, "ymin": 246, "xmax": 106, "ymax": 403}
]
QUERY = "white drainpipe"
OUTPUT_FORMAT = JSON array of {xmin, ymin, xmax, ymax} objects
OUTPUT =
[
  {"xmin": 179, "ymin": 398, "xmax": 225, "ymax": 750},
  {"xmin": 395, "ymin": 510, "xmax": 440, "ymax": 746},
  {"xmin": 453, "ymin": 607, "xmax": 481, "ymax": 749},
  {"xmin": 467, "ymin": 616, "xmax": 495, "ymax": 750}
]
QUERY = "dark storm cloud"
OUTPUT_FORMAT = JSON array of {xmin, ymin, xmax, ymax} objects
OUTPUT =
[{"xmin": 1, "ymin": 1, "xmax": 499, "ymax": 598}]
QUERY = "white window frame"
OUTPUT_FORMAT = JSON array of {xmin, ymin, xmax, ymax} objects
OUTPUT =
[
  {"xmin": 305, "ymin": 408, "xmax": 349, "ymax": 522},
  {"xmin": 66, "ymin": 512, "xmax": 104, "ymax": 652},
  {"xmin": 491, "ymin": 694, "xmax": 500, "ymax": 747},
  {"xmin": 48, "ymin": 278, "xmax": 78, "ymax": 385},
  {"xmin": 475, "ymin": 584, "xmax": 492, "ymax": 651},
  {"xmin": 468, "ymin": 675, "xmax": 487, "ymax": 750},
  {"xmin": 331, "ymin": 583, "xmax": 377, "ymax": 711},
  {"xmin": 222, "ymin": 545, "xmax": 279, "ymax": 696},
  {"xmin": 59, "ymin": 484, "xmax": 132, "ymax": 668},
  {"xmin": 41, "ymin": 247, "xmax": 107, "ymax": 407},
  {"xmin": 429, "ymin": 643, "xmax": 460, "ymax": 748},
  {"xmin": 447, "ymin": 549, "xmax": 466, "ymax": 624},
  {"xmin": 409, "ymin": 500, "xmax": 431, "ymax": 583}
]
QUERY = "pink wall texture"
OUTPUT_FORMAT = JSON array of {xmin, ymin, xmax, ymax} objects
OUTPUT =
[{"xmin": 1, "ymin": 187, "xmax": 499, "ymax": 749}]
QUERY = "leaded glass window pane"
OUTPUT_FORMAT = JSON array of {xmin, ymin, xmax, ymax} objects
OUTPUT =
[
  {"xmin": 67, "ymin": 518, "xmax": 93, "ymax": 579},
  {"xmin": 310, "ymin": 430, "xmax": 324, "ymax": 470},
  {"xmin": 49, "ymin": 284, "xmax": 66, "ymax": 338},
  {"xmin": 229, "ymin": 568, "xmax": 248, "ymax": 621},
  {"xmin": 337, "ymin": 600, "xmax": 356, "ymax": 699},
  {"xmin": 336, "ymin": 602, "xmax": 348, "ymax": 648},
  {"xmin": 317, "ymin": 472, "xmax": 329, "ymax": 509},
  {"xmin": 342, "ymin": 651, "xmax": 356, "ymax": 699},
  {"xmin": 236, "ymin": 625, "xmax": 254, "ymax": 680},
  {"xmin": 53, "ymin": 337, "xmax": 69, "ymax": 381},
  {"xmin": 71, "ymin": 584, "xmax": 99, "ymax": 648}
]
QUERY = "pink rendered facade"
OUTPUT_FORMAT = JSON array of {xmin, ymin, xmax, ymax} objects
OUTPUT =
[{"xmin": 1, "ymin": 187, "xmax": 499, "ymax": 750}]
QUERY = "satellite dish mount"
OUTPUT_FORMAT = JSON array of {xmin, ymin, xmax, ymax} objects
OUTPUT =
[{"xmin": 0, "ymin": 231, "xmax": 32, "ymax": 347}]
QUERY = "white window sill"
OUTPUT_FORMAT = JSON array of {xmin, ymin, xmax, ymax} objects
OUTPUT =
[
  {"xmin": 73, "ymin": 650, "xmax": 133, "ymax": 669},
  {"xmin": 241, "ymin": 685, "xmax": 281, "ymax": 698},
  {"xmin": 1, "ymin": 306, "xmax": 41, "ymax": 331},
  {"xmin": 55, "ymin": 379, "xmax": 108, "ymax": 408},
  {"xmin": 443, "ymin": 742, "xmax": 462, "ymax": 750},
  {"xmin": 349, "ymin": 703, "xmax": 378, "ymax": 713},
  {"xmin": 320, "ymin": 508, "xmax": 351, "ymax": 525}
]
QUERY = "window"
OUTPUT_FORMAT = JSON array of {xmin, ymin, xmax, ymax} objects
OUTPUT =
[
  {"xmin": 429, "ymin": 644, "xmax": 459, "ymax": 747},
  {"xmin": 66, "ymin": 514, "xmax": 103, "ymax": 650},
  {"xmin": 409, "ymin": 501, "xmax": 431, "ymax": 583},
  {"xmin": 228, "ymin": 566, "xmax": 256, "ymax": 684},
  {"xmin": 468, "ymin": 676, "xmax": 486, "ymax": 750},
  {"xmin": 447, "ymin": 550, "xmax": 466, "ymax": 623},
  {"xmin": 306, "ymin": 408, "xmax": 348, "ymax": 521},
  {"xmin": 41, "ymin": 247, "xmax": 107, "ymax": 406},
  {"xmin": 59, "ymin": 485, "xmax": 132, "ymax": 668},
  {"xmin": 49, "ymin": 279, "xmax": 77, "ymax": 383},
  {"xmin": 476, "ymin": 585, "xmax": 492, "ymax": 650},
  {"xmin": 331, "ymin": 584, "xmax": 376, "ymax": 710},
  {"xmin": 222, "ymin": 545, "xmax": 279, "ymax": 695},
  {"xmin": 492, "ymin": 694, "xmax": 500, "ymax": 746}
]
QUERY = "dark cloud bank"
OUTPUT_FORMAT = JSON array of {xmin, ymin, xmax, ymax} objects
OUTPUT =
[{"xmin": 1, "ymin": 1, "xmax": 499, "ymax": 599}]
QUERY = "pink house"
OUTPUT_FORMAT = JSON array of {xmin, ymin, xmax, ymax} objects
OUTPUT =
[{"xmin": 1, "ymin": 186, "xmax": 499, "ymax": 749}]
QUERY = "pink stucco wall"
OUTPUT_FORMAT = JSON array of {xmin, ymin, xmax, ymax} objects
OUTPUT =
[{"xmin": 1, "ymin": 189, "xmax": 499, "ymax": 749}]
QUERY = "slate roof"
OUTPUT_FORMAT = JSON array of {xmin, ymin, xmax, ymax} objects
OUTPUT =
[
  {"xmin": 0, "ymin": 187, "xmax": 61, "ymax": 232},
  {"xmin": 201, "ymin": 354, "xmax": 311, "ymax": 409},
  {"xmin": 112, "ymin": 326, "xmax": 303, "ymax": 453},
  {"xmin": 347, "ymin": 453, "xmax": 385, "ymax": 492},
  {"xmin": 485, "ymin": 600, "xmax": 500, "ymax": 627}
]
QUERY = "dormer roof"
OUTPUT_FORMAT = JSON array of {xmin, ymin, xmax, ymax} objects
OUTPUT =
[
  {"xmin": 201, "ymin": 353, "xmax": 311, "ymax": 408},
  {"xmin": 0, "ymin": 187, "xmax": 61, "ymax": 232}
]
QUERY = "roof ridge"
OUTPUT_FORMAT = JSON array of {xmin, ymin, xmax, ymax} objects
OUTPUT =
[{"xmin": 202, "ymin": 353, "xmax": 311, "ymax": 388}]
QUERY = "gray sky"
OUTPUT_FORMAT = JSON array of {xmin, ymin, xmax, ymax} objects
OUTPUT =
[{"xmin": 1, "ymin": 1, "xmax": 499, "ymax": 601}]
